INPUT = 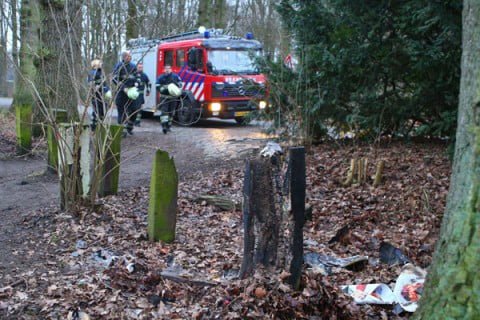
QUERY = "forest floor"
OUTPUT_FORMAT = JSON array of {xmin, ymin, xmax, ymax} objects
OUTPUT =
[{"xmin": 0, "ymin": 108, "xmax": 451, "ymax": 319}]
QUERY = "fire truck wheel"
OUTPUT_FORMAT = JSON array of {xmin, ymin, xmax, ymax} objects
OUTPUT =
[
  {"xmin": 176, "ymin": 99, "xmax": 195, "ymax": 126},
  {"xmin": 235, "ymin": 117, "xmax": 250, "ymax": 125}
]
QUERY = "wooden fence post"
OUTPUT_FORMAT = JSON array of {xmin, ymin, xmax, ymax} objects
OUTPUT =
[
  {"xmin": 239, "ymin": 157, "xmax": 278, "ymax": 278},
  {"xmin": 97, "ymin": 124, "xmax": 123, "ymax": 197},
  {"xmin": 148, "ymin": 150, "xmax": 178, "ymax": 243},
  {"xmin": 47, "ymin": 109, "xmax": 68, "ymax": 173},
  {"xmin": 15, "ymin": 104, "xmax": 32, "ymax": 155},
  {"xmin": 288, "ymin": 147, "xmax": 306, "ymax": 290},
  {"xmin": 57, "ymin": 123, "xmax": 90, "ymax": 210}
]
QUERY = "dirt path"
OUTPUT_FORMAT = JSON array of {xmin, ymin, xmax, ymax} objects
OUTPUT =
[{"xmin": 0, "ymin": 118, "xmax": 272, "ymax": 286}]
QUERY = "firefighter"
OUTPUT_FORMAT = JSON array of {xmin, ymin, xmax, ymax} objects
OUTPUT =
[
  {"xmin": 113, "ymin": 51, "xmax": 139, "ymax": 135},
  {"xmin": 155, "ymin": 65, "xmax": 182, "ymax": 134},
  {"xmin": 133, "ymin": 62, "xmax": 151, "ymax": 127},
  {"xmin": 87, "ymin": 59, "xmax": 111, "ymax": 130}
]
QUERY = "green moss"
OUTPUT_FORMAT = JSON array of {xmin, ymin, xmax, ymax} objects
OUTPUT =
[
  {"xmin": 98, "ymin": 124, "xmax": 123, "ymax": 197},
  {"xmin": 148, "ymin": 150, "xmax": 178, "ymax": 242},
  {"xmin": 15, "ymin": 104, "xmax": 32, "ymax": 155},
  {"xmin": 47, "ymin": 109, "xmax": 70, "ymax": 172}
]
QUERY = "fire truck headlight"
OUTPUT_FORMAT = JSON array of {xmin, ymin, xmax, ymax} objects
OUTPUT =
[
  {"xmin": 214, "ymin": 82, "xmax": 225, "ymax": 90},
  {"xmin": 210, "ymin": 102, "xmax": 222, "ymax": 112},
  {"xmin": 259, "ymin": 101, "xmax": 267, "ymax": 110}
]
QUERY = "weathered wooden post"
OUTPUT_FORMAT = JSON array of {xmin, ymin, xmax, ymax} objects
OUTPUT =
[
  {"xmin": 373, "ymin": 160, "xmax": 385, "ymax": 187},
  {"xmin": 57, "ymin": 123, "xmax": 91, "ymax": 210},
  {"xmin": 240, "ymin": 143, "xmax": 307, "ymax": 289},
  {"xmin": 288, "ymin": 147, "xmax": 306, "ymax": 290},
  {"xmin": 47, "ymin": 109, "xmax": 68, "ymax": 173},
  {"xmin": 239, "ymin": 158, "xmax": 277, "ymax": 278},
  {"xmin": 97, "ymin": 124, "xmax": 123, "ymax": 197},
  {"xmin": 15, "ymin": 104, "xmax": 32, "ymax": 155},
  {"xmin": 240, "ymin": 142, "xmax": 281, "ymax": 278},
  {"xmin": 148, "ymin": 150, "xmax": 178, "ymax": 242}
]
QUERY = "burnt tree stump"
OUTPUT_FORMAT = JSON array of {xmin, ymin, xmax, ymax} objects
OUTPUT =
[
  {"xmin": 288, "ymin": 147, "xmax": 306, "ymax": 289},
  {"xmin": 240, "ymin": 143, "xmax": 306, "ymax": 290},
  {"xmin": 239, "ymin": 157, "xmax": 277, "ymax": 278}
]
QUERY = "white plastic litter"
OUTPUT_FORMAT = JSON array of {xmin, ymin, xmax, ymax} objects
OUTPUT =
[
  {"xmin": 341, "ymin": 264, "xmax": 426, "ymax": 312},
  {"xmin": 260, "ymin": 142, "xmax": 283, "ymax": 158}
]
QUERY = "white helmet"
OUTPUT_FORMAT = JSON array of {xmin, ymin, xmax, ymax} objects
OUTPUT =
[
  {"xmin": 127, "ymin": 87, "xmax": 139, "ymax": 100},
  {"xmin": 167, "ymin": 83, "xmax": 182, "ymax": 97}
]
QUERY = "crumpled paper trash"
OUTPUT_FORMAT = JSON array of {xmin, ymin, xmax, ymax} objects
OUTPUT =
[
  {"xmin": 341, "ymin": 264, "xmax": 426, "ymax": 312},
  {"xmin": 260, "ymin": 142, "xmax": 283, "ymax": 158}
]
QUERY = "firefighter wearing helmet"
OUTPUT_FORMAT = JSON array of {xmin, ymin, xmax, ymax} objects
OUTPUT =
[
  {"xmin": 156, "ymin": 64, "xmax": 182, "ymax": 134},
  {"xmin": 88, "ymin": 59, "xmax": 112, "ymax": 131},
  {"xmin": 113, "ymin": 51, "xmax": 138, "ymax": 136},
  {"xmin": 133, "ymin": 62, "xmax": 151, "ymax": 127}
]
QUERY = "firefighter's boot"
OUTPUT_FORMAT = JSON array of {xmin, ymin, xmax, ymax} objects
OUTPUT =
[{"xmin": 160, "ymin": 114, "xmax": 169, "ymax": 134}]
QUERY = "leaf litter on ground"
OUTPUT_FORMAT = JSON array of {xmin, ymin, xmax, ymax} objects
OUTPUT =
[{"xmin": 0, "ymin": 140, "xmax": 451, "ymax": 319}]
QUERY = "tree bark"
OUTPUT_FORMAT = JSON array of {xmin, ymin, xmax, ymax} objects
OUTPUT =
[
  {"xmin": 0, "ymin": 0, "xmax": 7, "ymax": 97},
  {"xmin": 240, "ymin": 157, "xmax": 278, "ymax": 278},
  {"xmin": 37, "ymin": 0, "xmax": 81, "ymax": 119},
  {"xmin": 288, "ymin": 147, "xmax": 306, "ymax": 290},
  {"xmin": 14, "ymin": 0, "xmax": 39, "ymax": 107},
  {"xmin": 126, "ymin": 0, "xmax": 138, "ymax": 40},
  {"xmin": 11, "ymin": 0, "xmax": 18, "ymax": 79},
  {"xmin": 213, "ymin": 0, "xmax": 226, "ymax": 29},
  {"xmin": 414, "ymin": 1, "xmax": 480, "ymax": 318},
  {"xmin": 197, "ymin": 0, "xmax": 211, "ymax": 27}
]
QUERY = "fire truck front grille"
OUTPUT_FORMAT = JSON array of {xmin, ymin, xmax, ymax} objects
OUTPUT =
[{"xmin": 212, "ymin": 84, "xmax": 264, "ymax": 98}]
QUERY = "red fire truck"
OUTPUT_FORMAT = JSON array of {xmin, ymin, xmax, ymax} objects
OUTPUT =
[{"xmin": 128, "ymin": 28, "xmax": 267, "ymax": 125}]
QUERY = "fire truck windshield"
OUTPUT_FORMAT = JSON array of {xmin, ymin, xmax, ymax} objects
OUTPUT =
[{"xmin": 207, "ymin": 50, "xmax": 259, "ymax": 75}]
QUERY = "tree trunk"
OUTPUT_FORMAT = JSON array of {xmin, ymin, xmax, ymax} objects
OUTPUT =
[
  {"xmin": 14, "ymin": 0, "xmax": 39, "ymax": 108},
  {"xmin": 197, "ymin": 0, "xmax": 211, "ymax": 27},
  {"xmin": 414, "ymin": 1, "xmax": 480, "ymax": 318},
  {"xmin": 11, "ymin": 0, "xmax": 18, "ymax": 86},
  {"xmin": 37, "ymin": 0, "xmax": 81, "ymax": 119},
  {"xmin": 213, "ymin": 0, "xmax": 226, "ymax": 29},
  {"xmin": 126, "ymin": 0, "xmax": 138, "ymax": 40},
  {"xmin": 0, "ymin": 0, "xmax": 8, "ymax": 97}
]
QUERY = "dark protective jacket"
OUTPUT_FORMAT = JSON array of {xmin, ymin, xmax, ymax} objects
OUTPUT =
[
  {"xmin": 113, "ymin": 61, "xmax": 137, "ymax": 91},
  {"xmin": 156, "ymin": 73, "xmax": 182, "ymax": 88},
  {"xmin": 87, "ymin": 68, "xmax": 110, "ymax": 95},
  {"xmin": 135, "ymin": 72, "xmax": 151, "ymax": 94}
]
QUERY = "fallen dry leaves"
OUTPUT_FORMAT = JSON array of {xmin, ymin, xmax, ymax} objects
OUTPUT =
[{"xmin": 0, "ymin": 140, "xmax": 451, "ymax": 319}]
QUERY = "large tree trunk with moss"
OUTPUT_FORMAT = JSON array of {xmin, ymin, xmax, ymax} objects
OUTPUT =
[
  {"xmin": 37, "ymin": 0, "xmax": 82, "ymax": 120},
  {"xmin": 0, "ymin": 0, "xmax": 8, "ymax": 97},
  {"xmin": 13, "ymin": 0, "xmax": 39, "ymax": 108},
  {"xmin": 414, "ymin": 1, "xmax": 480, "ymax": 318}
]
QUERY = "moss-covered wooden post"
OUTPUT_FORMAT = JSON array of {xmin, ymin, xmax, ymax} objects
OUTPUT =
[
  {"xmin": 97, "ymin": 124, "xmax": 123, "ymax": 197},
  {"xmin": 148, "ymin": 150, "xmax": 178, "ymax": 242},
  {"xmin": 15, "ymin": 104, "xmax": 32, "ymax": 155},
  {"xmin": 47, "ymin": 109, "xmax": 68, "ymax": 173}
]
